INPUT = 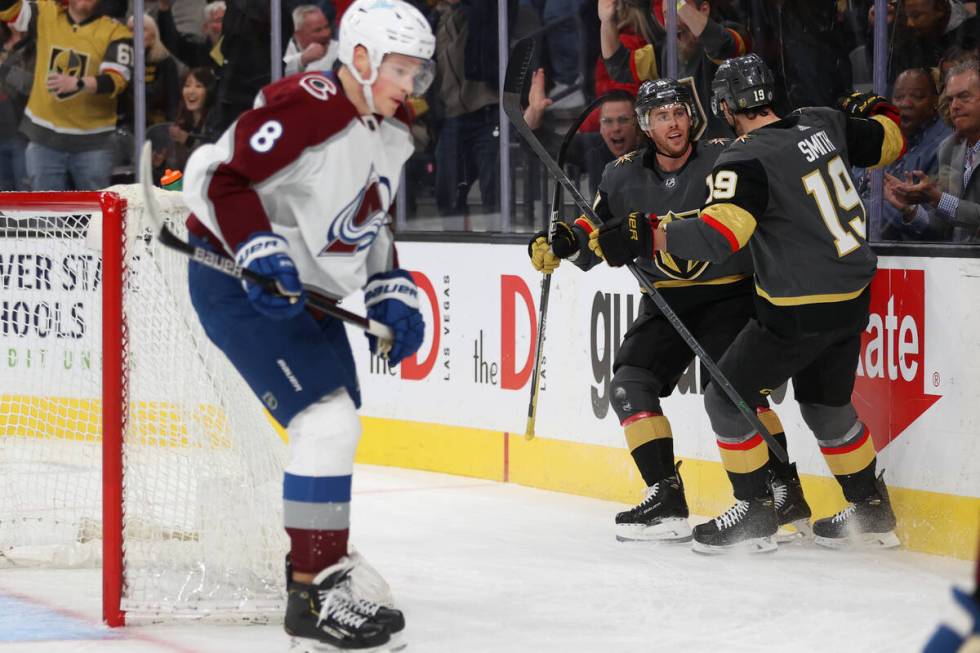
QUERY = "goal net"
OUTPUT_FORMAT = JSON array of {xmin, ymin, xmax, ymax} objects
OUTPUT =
[{"xmin": 0, "ymin": 187, "xmax": 289, "ymax": 623}]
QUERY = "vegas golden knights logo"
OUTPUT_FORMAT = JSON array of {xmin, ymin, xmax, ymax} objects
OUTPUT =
[
  {"xmin": 48, "ymin": 47, "xmax": 90, "ymax": 99},
  {"xmin": 654, "ymin": 210, "xmax": 710, "ymax": 280}
]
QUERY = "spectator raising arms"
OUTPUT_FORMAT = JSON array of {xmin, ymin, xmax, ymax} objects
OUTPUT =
[
  {"xmin": 524, "ymin": 67, "xmax": 644, "ymax": 193},
  {"xmin": 170, "ymin": 66, "xmax": 214, "ymax": 169},
  {"xmin": 0, "ymin": 0, "xmax": 133, "ymax": 190},
  {"xmin": 157, "ymin": 0, "xmax": 225, "ymax": 71},
  {"xmin": 599, "ymin": 0, "xmax": 748, "ymax": 139}
]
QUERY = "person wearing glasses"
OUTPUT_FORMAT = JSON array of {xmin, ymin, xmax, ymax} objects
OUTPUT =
[{"xmin": 524, "ymin": 67, "xmax": 644, "ymax": 193}]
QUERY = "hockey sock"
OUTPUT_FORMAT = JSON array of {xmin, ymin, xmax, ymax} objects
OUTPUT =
[
  {"xmin": 284, "ymin": 473, "xmax": 351, "ymax": 575},
  {"xmin": 757, "ymin": 408, "xmax": 793, "ymax": 481},
  {"xmin": 717, "ymin": 432, "xmax": 770, "ymax": 500},
  {"xmin": 622, "ymin": 412, "xmax": 675, "ymax": 485},
  {"xmin": 819, "ymin": 424, "xmax": 878, "ymax": 502}
]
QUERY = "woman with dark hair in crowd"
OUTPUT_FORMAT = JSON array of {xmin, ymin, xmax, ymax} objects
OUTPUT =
[{"xmin": 170, "ymin": 66, "xmax": 215, "ymax": 169}]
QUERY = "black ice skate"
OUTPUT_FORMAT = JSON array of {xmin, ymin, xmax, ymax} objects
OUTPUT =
[
  {"xmin": 772, "ymin": 463, "xmax": 813, "ymax": 543},
  {"xmin": 285, "ymin": 557, "xmax": 394, "ymax": 652},
  {"xmin": 813, "ymin": 473, "xmax": 899, "ymax": 549},
  {"xmin": 615, "ymin": 465, "xmax": 692, "ymax": 542},
  {"xmin": 692, "ymin": 494, "xmax": 778, "ymax": 555}
]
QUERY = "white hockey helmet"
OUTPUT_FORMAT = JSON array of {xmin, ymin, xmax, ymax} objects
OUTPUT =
[{"xmin": 338, "ymin": 0, "xmax": 436, "ymax": 94}]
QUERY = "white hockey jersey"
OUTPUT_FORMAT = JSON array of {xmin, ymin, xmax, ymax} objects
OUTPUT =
[{"xmin": 182, "ymin": 71, "xmax": 414, "ymax": 300}]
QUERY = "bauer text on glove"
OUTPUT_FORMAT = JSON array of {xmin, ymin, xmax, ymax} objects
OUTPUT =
[
  {"xmin": 364, "ymin": 269, "xmax": 425, "ymax": 366},
  {"xmin": 235, "ymin": 232, "xmax": 306, "ymax": 319}
]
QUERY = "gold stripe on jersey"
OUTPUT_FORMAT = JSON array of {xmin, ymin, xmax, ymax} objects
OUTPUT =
[
  {"xmin": 623, "ymin": 414, "xmax": 672, "ymax": 451},
  {"xmin": 0, "ymin": 1, "xmax": 20, "ymax": 21},
  {"xmin": 648, "ymin": 273, "xmax": 750, "ymax": 289},
  {"xmin": 869, "ymin": 115, "xmax": 905, "ymax": 169},
  {"xmin": 755, "ymin": 282, "xmax": 868, "ymax": 307},
  {"xmin": 701, "ymin": 202, "xmax": 757, "ymax": 250},
  {"xmin": 632, "ymin": 44, "xmax": 658, "ymax": 82}
]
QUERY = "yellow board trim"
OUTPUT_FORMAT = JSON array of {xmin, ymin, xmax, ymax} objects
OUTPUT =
[
  {"xmin": 623, "ymin": 415, "xmax": 672, "ymax": 451},
  {"xmin": 756, "ymin": 282, "xmax": 868, "ymax": 307},
  {"xmin": 356, "ymin": 417, "xmax": 979, "ymax": 560},
  {"xmin": 870, "ymin": 115, "xmax": 906, "ymax": 169}
]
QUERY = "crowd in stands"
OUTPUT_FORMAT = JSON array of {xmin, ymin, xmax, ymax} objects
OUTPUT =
[{"xmin": 0, "ymin": 0, "xmax": 977, "ymax": 242}]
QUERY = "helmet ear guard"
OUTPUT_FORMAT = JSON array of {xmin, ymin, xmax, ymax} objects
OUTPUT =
[{"xmin": 710, "ymin": 53, "xmax": 775, "ymax": 118}]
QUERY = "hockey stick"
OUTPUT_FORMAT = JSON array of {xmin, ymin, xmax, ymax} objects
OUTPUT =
[
  {"xmin": 525, "ymin": 94, "xmax": 606, "ymax": 440},
  {"xmin": 503, "ymin": 37, "xmax": 788, "ymax": 463},
  {"xmin": 137, "ymin": 142, "xmax": 394, "ymax": 343}
]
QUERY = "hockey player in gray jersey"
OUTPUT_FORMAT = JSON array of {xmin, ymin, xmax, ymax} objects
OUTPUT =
[
  {"xmin": 528, "ymin": 78, "xmax": 810, "ymax": 544},
  {"xmin": 590, "ymin": 54, "xmax": 907, "ymax": 553}
]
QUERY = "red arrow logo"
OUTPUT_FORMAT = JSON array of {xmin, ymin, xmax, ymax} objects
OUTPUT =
[{"xmin": 853, "ymin": 269, "xmax": 941, "ymax": 451}]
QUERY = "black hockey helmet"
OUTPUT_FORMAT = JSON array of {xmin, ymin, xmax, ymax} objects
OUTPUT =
[
  {"xmin": 634, "ymin": 78, "xmax": 707, "ymax": 141},
  {"xmin": 710, "ymin": 53, "xmax": 775, "ymax": 117}
]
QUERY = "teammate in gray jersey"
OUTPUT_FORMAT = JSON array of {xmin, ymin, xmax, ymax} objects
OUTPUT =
[
  {"xmin": 528, "ymin": 78, "xmax": 811, "ymax": 544},
  {"xmin": 590, "ymin": 54, "xmax": 907, "ymax": 554}
]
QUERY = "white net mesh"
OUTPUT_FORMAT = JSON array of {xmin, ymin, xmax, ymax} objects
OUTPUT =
[{"xmin": 0, "ymin": 186, "xmax": 288, "ymax": 618}]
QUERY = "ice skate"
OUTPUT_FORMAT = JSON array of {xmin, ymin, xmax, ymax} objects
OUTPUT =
[
  {"xmin": 772, "ymin": 464, "xmax": 813, "ymax": 543},
  {"xmin": 692, "ymin": 494, "xmax": 778, "ymax": 555},
  {"xmin": 615, "ymin": 467, "xmax": 692, "ymax": 542},
  {"xmin": 285, "ymin": 557, "xmax": 399, "ymax": 652},
  {"xmin": 813, "ymin": 473, "xmax": 899, "ymax": 549}
]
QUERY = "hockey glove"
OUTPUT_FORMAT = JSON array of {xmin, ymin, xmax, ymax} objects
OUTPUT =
[
  {"xmin": 839, "ymin": 91, "xmax": 900, "ymax": 124},
  {"xmin": 527, "ymin": 221, "xmax": 580, "ymax": 274},
  {"xmin": 364, "ymin": 269, "xmax": 425, "ymax": 366},
  {"xmin": 235, "ymin": 232, "xmax": 306, "ymax": 319},
  {"xmin": 588, "ymin": 211, "xmax": 661, "ymax": 267}
]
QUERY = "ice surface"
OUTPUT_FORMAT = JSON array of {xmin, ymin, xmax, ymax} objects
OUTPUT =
[{"xmin": 0, "ymin": 465, "xmax": 972, "ymax": 652}]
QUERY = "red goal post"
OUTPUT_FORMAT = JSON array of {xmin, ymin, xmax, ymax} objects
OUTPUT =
[{"xmin": 0, "ymin": 188, "xmax": 288, "ymax": 626}]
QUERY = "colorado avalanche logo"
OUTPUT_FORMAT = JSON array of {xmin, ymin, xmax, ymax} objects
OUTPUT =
[{"xmin": 319, "ymin": 167, "xmax": 392, "ymax": 255}]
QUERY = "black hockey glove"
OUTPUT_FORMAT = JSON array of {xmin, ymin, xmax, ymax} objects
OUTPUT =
[
  {"xmin": 839, "ymin": 91, "xmax": 900, "ymax": 124},
  {"xmin": 527, "ymin": 221, "xmax": 581, "ymax": 274},
  {"xmin": 588, "ymin": 211, "xmax": 660, "ymax": 267}
]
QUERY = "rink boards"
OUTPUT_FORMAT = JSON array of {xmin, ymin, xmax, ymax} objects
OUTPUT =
[{"xmin": 354, "ymin": 242, "xmax": 980, "ymax": 559}]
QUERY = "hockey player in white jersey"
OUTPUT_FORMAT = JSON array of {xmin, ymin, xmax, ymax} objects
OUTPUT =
[{"xmin": 180, "ymin": 1, "xmax": 435, "ymax": 649}]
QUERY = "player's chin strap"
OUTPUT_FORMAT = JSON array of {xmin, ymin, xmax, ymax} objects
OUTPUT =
[
  {"xmin": 350, "ymin": 66, "xmax": 378, "ymax": 115},
  {"xmin": 653, "ymin": 141, "xmax": 693, "ymax": 160}
]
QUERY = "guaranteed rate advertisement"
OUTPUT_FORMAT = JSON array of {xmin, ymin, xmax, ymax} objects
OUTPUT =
[{"xmin": 355, "ymin": 242, "xmax": 980, "ymax": 500}]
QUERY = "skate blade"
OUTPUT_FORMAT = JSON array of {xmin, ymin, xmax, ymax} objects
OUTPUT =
[
  {"xmin": 691, "ymin": 535, "xmax": 777, "ymax": 556},
  {"xmin": 290, "ymin": 637, "xmax": 402, "ymax": 653},
  {"xmin": 776, "ymin": 519, "xmax": 813, "ymax": 544},
  {"xmin": 814, "ymin": 530, "xmax": 900, "ymax": 550},
  {"xmin": 616, "ymin": 518, "xmax": 693, "ymax": 543}
]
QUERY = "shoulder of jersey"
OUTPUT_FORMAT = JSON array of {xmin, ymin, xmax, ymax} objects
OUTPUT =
[
  {"xmin": 613, "ymin": 149, "xmax": 643, "ymax": 167},
  {"xmin": 701, "ymin": 137, "xmax": 732, "ymax": 150},
  {"xmin": 258, "ymin": 72, "xmax": 360, "ymax": 143}
]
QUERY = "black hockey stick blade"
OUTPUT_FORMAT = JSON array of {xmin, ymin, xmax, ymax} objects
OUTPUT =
[
  {"xmin": 137, "ymin": 142, "xmax": 394, "ymax": 342},
  {"xmin": 502, "ymin": 53, "xmax": 787, "ymax": 462}
]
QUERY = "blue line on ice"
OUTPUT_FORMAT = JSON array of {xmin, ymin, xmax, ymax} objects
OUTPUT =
[{"xmin": 0, "ymin": 593, "xmax": 117, "ymax": 642}]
